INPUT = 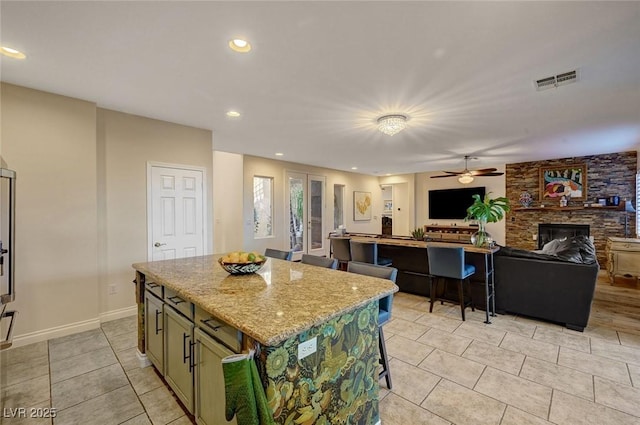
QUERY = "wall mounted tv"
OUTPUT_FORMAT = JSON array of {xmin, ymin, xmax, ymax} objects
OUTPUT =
[{"xmin": 428, "ymin": 187, "xmax": 486, "ymax": 220}]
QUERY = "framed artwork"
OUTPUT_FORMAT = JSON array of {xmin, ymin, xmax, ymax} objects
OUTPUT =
[
  {"xmin": 353, "ymin": 191, "xmax": 372, "ymax": 221},
  {"xmin": 539, "ymin": 164, "xmax": 587, "ymax": 201},
  {"xmin": 383, "ymin": 201, "xmax": 393, "ymax": 212}
]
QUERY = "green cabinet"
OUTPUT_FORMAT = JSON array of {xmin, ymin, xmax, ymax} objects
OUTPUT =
[
  {"xmin": 195, "ymin": 328, "xmax": 237, "ymax": 425},
  {"xmin": 165, "ymin": 305, "xmax": 195, "ymax": 413},
  {"xmin": 144, "ymin": 291, "xmax": 164, "ymax": 373}
]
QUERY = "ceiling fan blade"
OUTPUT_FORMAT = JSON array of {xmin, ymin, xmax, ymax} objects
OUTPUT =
[
  {"xmin": 474, "ymin": 172, "xmax": 504, "ymax": 176},
  {"xmin": 440, "ymin": 170, "xmax": 464, "ymax": 175},
  {"xmin": 430, "ymin": 174, "xmax": 458, "ymax": 178},
  {"xmin": 469, "ymin": 168, "xmax": 498, "ymax": 175}
]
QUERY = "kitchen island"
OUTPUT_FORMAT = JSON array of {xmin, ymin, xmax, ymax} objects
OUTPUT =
[{"xmin": 133, "ymin": 254, "xmax": 398, "ymax": 425}]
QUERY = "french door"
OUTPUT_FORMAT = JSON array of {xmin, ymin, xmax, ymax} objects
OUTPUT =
[{"xmin": 285, "ymin": 172, "xmax": 326, "ymax": 260}]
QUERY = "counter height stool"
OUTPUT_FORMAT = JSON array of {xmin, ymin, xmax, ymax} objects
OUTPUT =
[
  {"xmin": 301, "ymin": 254, "xmax": 338, "ymax": 269},
  {"xmin": 264, "ymin": 248, "xmax": 292, "ymax": 261},
  {"xmin": 330, "ymin": 237, "xmax": 351, "ymax": 270},
  {"xmin": 347, "ymin": 261, "xmax": 397, "ymax": 389},
  {"xmin": 427, "ymin": 245, "xmax": 475, "ymax": 321},
  {"xmin": 350, "ymin": 241, "xmax": 393, "ymax": 267}
]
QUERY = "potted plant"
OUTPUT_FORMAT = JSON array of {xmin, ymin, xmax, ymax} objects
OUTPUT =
[
  {"xmin": 411, "ymin": 227, "xmax": 425, "ymax": 241},
  {"xmin": 465, "ymin": 193, "xmax": 511, "ymax": 247}
]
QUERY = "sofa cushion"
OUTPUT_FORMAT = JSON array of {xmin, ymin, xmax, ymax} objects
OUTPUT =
[
  {"xmin": 553, "ymin": 235, "xmax": 597, "ymax": 264},
  {"xmin": 497, "ymin": 235, "xmax": 597, "ymax": 265}
]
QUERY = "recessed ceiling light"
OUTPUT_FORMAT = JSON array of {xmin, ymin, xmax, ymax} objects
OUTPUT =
[
  {"xmin": 275, "ymin": 153, "xmax": 284, "ymax": 156},
  {"xmin": 385, "ymin": 173, "xmax": 392, "ymax": 176},
  {"xmin": 226, "ymin": 110, "xmax": 241, "ymax": 118},
  {"xmin": 0, "ymin": 46, "xmax": 26, "ymax": 59},
  {"xmin": 351, "ymin": 167, "xmax": 358, "ymax": 170},
  {"xmin": 228, "ymin": 38, "xmax": 251, "ymax": 53}
]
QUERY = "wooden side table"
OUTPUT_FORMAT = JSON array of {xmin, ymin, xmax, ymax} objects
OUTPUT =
[{"xmin": 606, "ymin": 237, "xmax": 640, "ymax": 286}]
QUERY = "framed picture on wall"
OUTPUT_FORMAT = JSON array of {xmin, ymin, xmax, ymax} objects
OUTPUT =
[
  {"xmin": 353, "ymin": 191, "xmax": 372, "ymax": 221},
  {"xmin": 539, "ymin": 164, "xmax": 587, "ymax": 201}
]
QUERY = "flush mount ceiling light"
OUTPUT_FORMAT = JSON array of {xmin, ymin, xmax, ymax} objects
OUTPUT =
[
  {"xmin": 228, "ymin": 38, "xmax": 251, "ymax": 53},
  {"xmin": 377, "ymin": 114, "xmax": 407, "ymax": 136},
  {"xmin": 0, "ymin": 46, "xmax": 26, "ymax": 59},
  {"xmin": 226, "ymin": 110, "xmax": 241, "ymax": 118}
]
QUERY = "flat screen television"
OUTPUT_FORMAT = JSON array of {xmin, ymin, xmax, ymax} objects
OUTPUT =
[{"xmin": 428, "ymin": 187, "xmax": 486, "ymax": 220}]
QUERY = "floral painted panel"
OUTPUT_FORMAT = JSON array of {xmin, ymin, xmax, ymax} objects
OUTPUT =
[{"xmin": 259, "ymin": 302, "xmax": 380, "ymax": 425}]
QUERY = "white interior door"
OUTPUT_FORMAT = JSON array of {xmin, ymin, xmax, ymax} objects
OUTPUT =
[
  {"xmin": 149, "ymin": 165, "xmax": 205, "ymax": 261},
  {"xmin": 285, "ymin": 172, "xmax": 326, "ymax": 260}
]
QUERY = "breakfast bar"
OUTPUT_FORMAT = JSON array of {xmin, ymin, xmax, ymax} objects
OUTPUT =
[
  {"xmin": 133, "ymin": 255, "xmax": 398, "ymax": 424},
  {"xmin": 332, "ymin": 234, "xmax": 500, "ymax": 323}
]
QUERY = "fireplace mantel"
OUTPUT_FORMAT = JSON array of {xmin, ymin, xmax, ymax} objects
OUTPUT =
[{"xmin": 513, "ymin": 206, "xmax": 623, "ymax": 212}]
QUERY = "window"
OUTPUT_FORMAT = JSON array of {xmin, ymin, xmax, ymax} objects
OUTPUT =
[
  {"xmin": 334, "ymin": 184, "xmax": 344, "ymax": 230},
  {"xmin": 253, "ymin": 176, "xmax": 273, "ymax": 238}
]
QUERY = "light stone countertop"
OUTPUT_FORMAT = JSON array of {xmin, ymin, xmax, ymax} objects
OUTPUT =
[
  {"xmin": 133, "ymin": 254, "xmax": 398, "ymax": 346},
  {"xmin": 343, "ymin": 235, "xmax": 500, "ymax": 254}
]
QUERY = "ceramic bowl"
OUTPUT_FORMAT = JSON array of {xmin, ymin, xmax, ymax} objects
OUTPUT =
[{"xmin": 218, "ymin": 257, "xmax": 266, "ymax": 275}]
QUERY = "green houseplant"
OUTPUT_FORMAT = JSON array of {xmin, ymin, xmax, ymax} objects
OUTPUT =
[
  {"xmin": 465, "ymin": 193, "xmax": 511, "ymax": 247},
  {"xmin": 411, "ymin": 227, "xmax": 425, "ymax": 241}
]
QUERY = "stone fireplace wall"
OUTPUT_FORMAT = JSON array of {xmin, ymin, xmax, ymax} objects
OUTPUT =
[{"xmin": 506, "ymin": 151, "xmax": 637, "ymax": 267}]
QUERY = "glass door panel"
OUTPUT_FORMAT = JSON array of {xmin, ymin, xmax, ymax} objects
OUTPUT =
[
  {"xmin": 287, "ymin": 172, "xmax": 305, "ymax": 259},
  {"xmin": 285, "ymin": 172, "xmax": 326, "ymax": 260},
  {"xmin": 308, "ymin": 175, "xmax": 325, "ymax": 255}
]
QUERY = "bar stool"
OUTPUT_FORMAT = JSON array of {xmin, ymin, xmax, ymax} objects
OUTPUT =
[
  {"xmin": 264, "ymin": 248, "xmax": 292, "ymax": 261},
  {"xmin": 330, "ymin": 237, "xmax": 351, "ymax": 270},
  {"xmin": 347, "ymin": 261, "xmax": 397, "ymax": 389},
  {"xmin": 300, "ymin": 254, "xmax": 338, "ymax": 269},
  {"xmin": 350, "ymin": 241, "xmax": 392, "ymax": 266},
  {"xmin": 427, "ymin": 245, "xmax": 475, "ymax": 321}
]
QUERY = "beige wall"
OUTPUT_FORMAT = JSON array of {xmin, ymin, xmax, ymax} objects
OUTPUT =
[
  {"xmin": 242, "ymin": 155, "xmax": 383, "ymax": 255},
  {"xmin": 97, "ymin": 109, "xmax": 213, "ymax": 314},
  {"xmin": 0, "ymin": 84, "xmax": 213, "ymax": 345},
  {"xmin": 1, "ymin": 83, "xmax": 100, "ymax": 339},
  {"xmin": 416, "ymin": 169, "xmax": 507, "ymax": 246},
  {"xmin": 212, "ymin": 151, "xmax": 244, "ymax": 254}
]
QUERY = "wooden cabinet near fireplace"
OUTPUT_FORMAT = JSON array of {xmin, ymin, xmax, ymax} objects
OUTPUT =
[{"xmin": 606, "ymin": 237, "xmax": 640, "ymax": 286}]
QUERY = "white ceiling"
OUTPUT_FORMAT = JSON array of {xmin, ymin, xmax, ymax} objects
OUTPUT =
[{"xmin": 2, "ymin": 1, "xmax": 639, "ymax": 175}]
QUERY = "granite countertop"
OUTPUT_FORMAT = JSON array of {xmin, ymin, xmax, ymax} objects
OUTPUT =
[{"xmin": 132, "ymin": 255, "xmax": 398, "ymax": 346}]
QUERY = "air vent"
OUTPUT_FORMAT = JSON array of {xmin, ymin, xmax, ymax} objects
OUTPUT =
[{"xmin": 535, "ymin": 69, "xmax": 579, "ymax": 91}]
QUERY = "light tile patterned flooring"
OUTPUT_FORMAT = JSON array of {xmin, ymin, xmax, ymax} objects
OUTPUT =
[{"xmin": 1, "ymin": 278, "xmax": 640, "ymax": 425}]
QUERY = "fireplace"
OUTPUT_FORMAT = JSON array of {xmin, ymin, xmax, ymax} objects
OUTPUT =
[{"xmin": 538, "ymin": 224, "xmax": 590, "ymax": 249}]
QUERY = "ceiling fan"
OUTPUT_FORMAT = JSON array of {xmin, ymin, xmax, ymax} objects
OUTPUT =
[{"xmin": 430, "ymin": 155, "xmax": 504, "ymax": 184}]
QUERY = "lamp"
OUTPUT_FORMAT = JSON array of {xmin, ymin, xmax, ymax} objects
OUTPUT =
[
  {"xmin": 624, "ymin": 199, "xmax": 636, "ymax": 238},
  {"xmin": 458, "ymin": 173, "xmax": 474, "ymax": 184},
  {"xmin": 377, "ymin": 114, "xmax": 407, "ymax": 136}
]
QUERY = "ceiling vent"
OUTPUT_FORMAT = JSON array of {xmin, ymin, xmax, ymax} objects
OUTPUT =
[{"xmin": 535, "ymin": 69, "xmax": 579, "ymax": 91}]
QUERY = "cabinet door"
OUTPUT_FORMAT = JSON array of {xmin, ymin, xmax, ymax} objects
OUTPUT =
[
  {"xmin": 194, "ymin": 328, "xmax": 237, "ymax": 425},
  {"xmin": 165, "ymin": 305, "xmax": 194, "ymax": 413},
  {"xmin": 144, "ymin": 292, "xmax": 164, "ymax": 373},
  {"xmin": 614, "ymin": 252, "xmax": 640, "ymax": 276}
]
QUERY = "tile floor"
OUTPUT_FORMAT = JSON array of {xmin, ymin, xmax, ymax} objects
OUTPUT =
[{"xmin": 1, "ymin": 289, "xmax": 640, "ymax": 425}]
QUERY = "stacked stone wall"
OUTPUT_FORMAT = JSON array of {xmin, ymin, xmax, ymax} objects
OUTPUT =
[{"xmin": 505, "ymin": 151, "xmax": 637, "ymax": 267}]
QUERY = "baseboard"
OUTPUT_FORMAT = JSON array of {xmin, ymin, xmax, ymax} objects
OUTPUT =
[
  {"xmin": 137, "ymin": 349, "xmax": 152, "ymax": 368},
  {"xmin": 9, "ymin": 305, "xmax": 138, "ymax": 349},
  {"xmin": 99, "ymin": 305, "xmax": 137, "ymax": 323},
  {"xmin": 11, "ymin": 317, "xmax": 101, "ymax": 348}
]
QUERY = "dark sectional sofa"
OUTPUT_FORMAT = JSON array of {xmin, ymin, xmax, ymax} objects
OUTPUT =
[
  {"xmin": 379, "ymin": 235, "xmax": 599, "ymax": 331},
  {"xmin": 494, "ymin": 247, "xmax": 599, "ymax": 331}
]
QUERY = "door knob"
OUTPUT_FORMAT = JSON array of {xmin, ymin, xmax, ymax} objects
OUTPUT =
[{"xmin": 154, "ymin": 242, "xmax": 166, "ymax": 247}]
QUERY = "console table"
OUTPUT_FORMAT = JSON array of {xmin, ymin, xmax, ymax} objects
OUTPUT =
[{"xmin": 606, "ymin": 237, "xmax": 640, "ymax": 285}]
